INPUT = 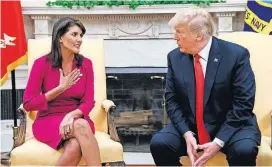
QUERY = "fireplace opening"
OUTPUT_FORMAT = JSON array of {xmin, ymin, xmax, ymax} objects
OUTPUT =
[{"xmin": 106, "ymin": 70, "xmax": 167, "ymax": 152}]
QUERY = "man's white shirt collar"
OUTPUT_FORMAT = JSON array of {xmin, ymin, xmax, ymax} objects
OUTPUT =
[{"xmin": 196, "ymin": 37, "xmax": 212, "ymax": 61}]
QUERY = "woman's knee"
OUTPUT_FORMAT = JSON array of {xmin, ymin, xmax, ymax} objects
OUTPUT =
[
  {"xmin": 73, "ymin": 119, "xmax": 93, "ymax": 136},
  {"xmin": 74, "ymin": 119, "xmax": 89, "ymax": 131}
]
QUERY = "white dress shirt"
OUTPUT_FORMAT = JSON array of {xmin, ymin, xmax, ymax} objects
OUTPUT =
[
  {"xmin": 194, "ymin": 37, "xmax": 212, "ymax": 77},
  {"xmin": 193, "ymin": 37, "xmax": 225, "ymax": 148}
]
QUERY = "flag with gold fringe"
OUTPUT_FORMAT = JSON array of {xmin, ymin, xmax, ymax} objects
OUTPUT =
[{"xmin": 244, "ymin": 0, "xmax": 272, "ymax": 35}]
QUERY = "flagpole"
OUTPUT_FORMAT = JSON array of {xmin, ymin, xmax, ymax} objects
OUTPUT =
[
  {"xmin": 11, "ymin": 70, "xmax": 19, "ymax": 143},
  {"xmin": 11, "ymin": 70, "xmax": 17, "ymax": 127}
]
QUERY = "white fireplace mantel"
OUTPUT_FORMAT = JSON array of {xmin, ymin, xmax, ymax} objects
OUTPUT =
[{"xmin": 22, "ymin": 0, "xmax": 247, "ymax": 40}]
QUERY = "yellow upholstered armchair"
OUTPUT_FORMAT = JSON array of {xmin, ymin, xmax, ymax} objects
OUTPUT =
[
  {"xmin": 181, "ymin": 32, "xmax": 272, "ymax": 166},
  {"xmin": 1, "ymin": 38, "xmax": 125, "ymax": 166}
]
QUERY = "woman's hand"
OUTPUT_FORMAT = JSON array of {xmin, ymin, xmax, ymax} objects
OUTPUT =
[
  {"xmin": 58, "ymin": 68, "xmax": 81, "ymax": 91},
  {"xmin": 59, "ymin": 113, "xmax": 74, "ymax": 140}
]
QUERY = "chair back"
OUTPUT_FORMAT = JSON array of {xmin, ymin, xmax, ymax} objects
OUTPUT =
[{"xmin": 219, "ymin": 32, "xmax": 272, "ymax": 137}]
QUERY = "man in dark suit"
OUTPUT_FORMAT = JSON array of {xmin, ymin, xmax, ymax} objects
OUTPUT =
[{"xmin": 150, "ymin": 7, "xmax": 261, "ymax": 166}]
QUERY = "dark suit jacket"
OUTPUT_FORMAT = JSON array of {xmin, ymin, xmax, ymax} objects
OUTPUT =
[{"xmin": 165, "ymin": 37, "xmax": 261, "ymax": 145}]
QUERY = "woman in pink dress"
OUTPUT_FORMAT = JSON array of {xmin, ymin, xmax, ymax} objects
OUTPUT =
[{"xmin": 23, "ymin": 17, "xmax": 101, "ymax": 166}]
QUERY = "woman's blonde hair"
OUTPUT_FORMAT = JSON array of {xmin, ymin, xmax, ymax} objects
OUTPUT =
[{"xmin": 169, "ymin": 7, "xmax": 215, "ymax": 39}]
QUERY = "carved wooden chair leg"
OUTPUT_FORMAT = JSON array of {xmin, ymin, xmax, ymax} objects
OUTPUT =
[{"xmin": 109, "ymin": 161, "xmax": 126, "ymax": 167}]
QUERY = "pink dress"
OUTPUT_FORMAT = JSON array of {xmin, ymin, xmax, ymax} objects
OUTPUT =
[{"xmin": 23, "ymin": 55, "xmax": 95, "ymax": 150}]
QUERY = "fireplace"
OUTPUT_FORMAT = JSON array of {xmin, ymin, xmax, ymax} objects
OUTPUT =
[{"xmin": 106, "ymin": 68, "xmax": 167, "ymax": 152}]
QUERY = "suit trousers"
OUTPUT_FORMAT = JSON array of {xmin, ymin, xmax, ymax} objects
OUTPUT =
[{"xmin": 150, "ymin": 124, "xmax": 259, "ymax": 166}]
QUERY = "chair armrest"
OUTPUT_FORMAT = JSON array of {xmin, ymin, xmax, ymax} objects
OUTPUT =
[
  {"xmin": 102, "ymin": 100, "xmax": 116, "ymax": 113},
  {"xmin": 102, "ymin": 100, "xmax": 120, "ymax": 142},
  {"xmin": 1, "ymin": 104, "xmax": 27, "ymax": 166},
  {"xmin": 13, "ymin": 104, "xmax": 27, "ymax": 149}
]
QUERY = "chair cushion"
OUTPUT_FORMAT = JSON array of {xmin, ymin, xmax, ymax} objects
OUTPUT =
[
  {"xmin": 180, "ymin": 136, "xmax": 271, "ymax": 166},
  {"xmin": 95, "ymin": 131, "xmax": 124, "ymax": 163},
  {"xmin": 10, "ymin": 131, "xmax": 123, "ymax": 165},
  {"xmin": 257, "ymin": 136, "xmax": 272, "ymax": 166},
  {"xmin": 180, "ymin": 152, "xmax": 227, "ymax": 166}
]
